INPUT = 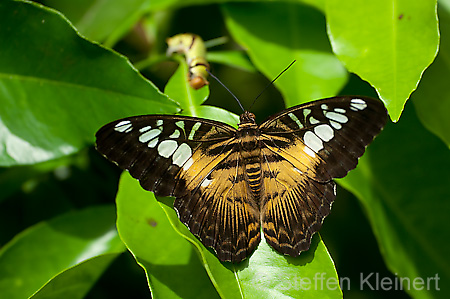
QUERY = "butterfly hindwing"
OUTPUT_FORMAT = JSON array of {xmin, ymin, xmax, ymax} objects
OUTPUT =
[
  {"xmin": 260, "ymin": 147, "xmax": 336, "ymax": 256},
  {"xmin": 175, "ymin": 151, "xmax": 261, "ymax": 262}
]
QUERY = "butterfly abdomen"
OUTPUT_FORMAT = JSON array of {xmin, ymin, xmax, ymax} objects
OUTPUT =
[
  {"xmin": 237, "ymin": 122, "xmax": 263, "ymax": 197},
  {"xmin": 245, "ymin": 160, "xmax": 262, "ymax": 196}
]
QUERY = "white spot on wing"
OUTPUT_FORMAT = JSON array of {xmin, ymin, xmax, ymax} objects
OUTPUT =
[
  {"xmin": 189, "ymin": 122, "xmax": 201, "ymax": 140},
  {"xmin": 309, "ymin": 116, "xmax": 320, "ymax": 125},
  {"xmin": 114, "ymin": 120, "xmax": 132, "ymax": 133},
  {"xmin": 293, "ymin": 167, "xmax": 303, "ymax": 174},
  {"xmin": 156, "ymin": 119, "xmax": 163, "ymax": 126},
  {"xmin": 324, "ymin": 111, "xmax": 348, "ymax": 123},
  {"xmin": 139, "ymin": 128, "xmax": 161, "ymax": 143},
  {"xmin": 303, "ymin": 131, "xmax": 323, "ymax": 153},
  {"xmin": 201, "ymin": 177, "xmax": 213, "ymax": 187},
  {"xmin": 139, "ymin": 125, "xmax": 152, "ymax": 133},
  {"xmin": 334, "ymin": 108, "xmax": 346, "ymax": 114},
  {"xmin": 148, "ymin": 138, "xmax": 158, "ymax": 148},
  {"xmin": 176, "ymin": 121, "xmax": 185, "ymax": 130},
  {"xmin": 329, "ymin": 120, "xmax": 342, "ymax": 130},
  {"xmin": 115, "ymin": 120, "xmax": 130, "ymax": 127},
  {"xmin": 169, "ymin": 129, "xmax": 180, "ymax": 139},
  {"xmin": 183, "ymin": 157, "xmax": 194, "ymax": 170},
  {"xmin": 321, "ymin": 104, "xmax": 328, "ymax": 110},
  {"xmin": 288, "ymin": 112, "xmax": 303, "ymax": 129},
  {"xmin": 157, "ymin": 140, "xmax": 178, "ymax": 158},
  {"xmin": 172, "ymin": 143, "xmax": 192, "ymax": 167},
  {"xmin": 303, "ymin": 147, "xmax": 316, "ymax": 157},
  {"xmin": 303, "ymin": 109, "xmax": 311, "ymax": 118},
  {"xmin": 350, "ymin": 98, "xmax": 367, "ymax": 111},
  {"xmin": 314, "ymin": 124, "xmax": 334, "ymax": 142}
]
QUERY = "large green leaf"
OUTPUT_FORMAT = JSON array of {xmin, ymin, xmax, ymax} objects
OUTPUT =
[
  {"xmin": 0, "ymin": 0, "xmax": 178, "ymax": 166},
  {"xmin": 222, "ymin": 2, "xmax": 348, "ymax": 108},
  {"xmin": 161, "ymin": 196, "xmax": 342, "ymax": 298},
  {"xmin": 42, "ymin": 0, "xmax": 152, "ymax": 46},
  {"xmin": 326, "ymin": 0, "xmax": 440, "ymax": 121},
  {"xmin": 116, "ymin": 173, "xmax": 221, "ymax": 299},
  {"xmin": 41, "ymin": 0, "xmax": 325, "ymax": 46},
  {"xmin": 30, "ymin": 253, "xmax": 120, "ymax": 299},
  {"xmin": 338, "ymin": 103, "xmax": 450, "ymax": 298},
  {"xmin": 0, "ymin": 205, "xmax": 124, "ymax": 299},
  {"xmin": 413, "ymin": 1, "xmax": 450, "ymax": 147},
  {"xmin": 118, "ymin": 172, "xmax": 342, "ymax": 298}
]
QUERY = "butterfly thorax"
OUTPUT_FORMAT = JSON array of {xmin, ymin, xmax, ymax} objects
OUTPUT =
[
  {"xmin": 237, "ymin": 111, "xmax": 262, "ymax": 197},
  {"xmin": 237, "ymin": 112, "xmax": 259, "ymax": 152}
]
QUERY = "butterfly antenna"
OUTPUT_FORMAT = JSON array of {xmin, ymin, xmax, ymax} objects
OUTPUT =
[
  {"xmin": 206, "ymin": 69, "xmax": 245, "ymax": 113},
  {"xmin": 249, "ymin": 60, "xmax": 296, "ymax": 110}
]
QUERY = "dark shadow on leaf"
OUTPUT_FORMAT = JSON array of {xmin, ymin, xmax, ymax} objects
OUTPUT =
[
  {"xmin": 284, "ymin": 233, "xmax": 320, "ymax": 266},
  {"xmin": 136, "ymin": 248, "xmax": 219, "ymax": 298}
]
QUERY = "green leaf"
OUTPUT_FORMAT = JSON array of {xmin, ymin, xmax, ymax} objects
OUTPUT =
[
  {"xmin": 116, "ymin": 172, "xmax": 220, "ymax": 299},
  {"xmin": 42, "ymin": 0, "xmax": 326, "ymax": 46},
  {"xmin": 118, "ymin": 172, "xmax": 342, "ymax": 298},
  {"xmin": 158, "ymin": 195, "xmax": 342, "ymax": 298},
  {"xmin": 196, "ymin": 105, "xmax": 239, "ymax": 127},
  {"xmin": 207, "ymin": 51, "xmax": 257, "ymax": 73},
  {"xmin": 145, "ymin": 0, "xmax": 326, "ymax": 13},
  {"xmin": 0, "ymin": 0, "xmax": 179, "ymax": 166},
  {"xmin": 326, "ymin": 0, "xmax": 440, "ymax": 122},
  {"xmin": 413, "ymin": 2, "xmax": 450, "ymax": 146},
  {"xmin": 30, "ymin": 253, "xmax": 120, "ymax": 299},
  {"xmin": 43, "ymin": 0, "xmax": 152, "ymax": 46},
  {"xmin": 164, "ymin": 57, "xmax": 210, "ymax": 116},
  {"xmin": 222, "ymin": 2, "xmax": 348, "ymax": 108},
  {"xmin": 235, "ymin": 239, "xmax": 341, "ymax": 298},
  {"xmin": 300, "ymin": 0, "xmax": 325, "ymax": 12},
  {"xmin": 0, "ymin": 205, "xmax": 124, "ymax": 299},
  {"xmin": 338, "ymin": 103, "xmax": 450, "ymax": 298}
]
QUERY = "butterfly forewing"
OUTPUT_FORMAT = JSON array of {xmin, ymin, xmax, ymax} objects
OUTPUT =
[
  {"xmin": 96, "ymin": 115, "xmax": 235, "ymax": 196},
  {"xmin": 259, "ymin": 96, "xmax": 387, "ymax": 182},
  {"xmin": 95, "ymin": 96, "xmax": 388, "ymax": 263}
]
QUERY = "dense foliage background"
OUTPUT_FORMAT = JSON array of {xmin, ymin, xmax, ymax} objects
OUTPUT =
[{"xmin": 0, "ymin": 0, "xmax": 448, "ymax": 298}]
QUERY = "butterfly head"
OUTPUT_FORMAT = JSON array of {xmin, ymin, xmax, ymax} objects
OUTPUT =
[{"xmin": 239, "ymin": 111, "xmax": 256, "ymax": 125}]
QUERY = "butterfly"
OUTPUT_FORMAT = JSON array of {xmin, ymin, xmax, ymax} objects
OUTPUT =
[{"xmin": 95, "ymin": 96, "xmax": 388, "ymax": 263}]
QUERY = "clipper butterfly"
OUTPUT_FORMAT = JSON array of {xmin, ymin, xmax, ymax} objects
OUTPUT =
[{"xmin": 96, "ymin": 96, "xmax": 387, "ymax": 263}]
